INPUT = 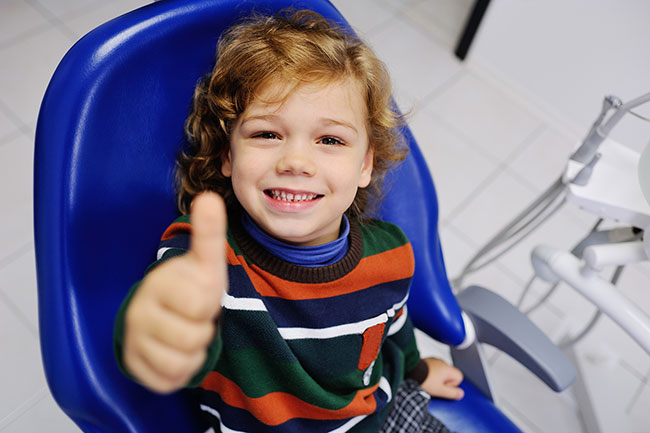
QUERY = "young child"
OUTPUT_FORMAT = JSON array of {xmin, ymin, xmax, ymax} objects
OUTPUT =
[{"xmin": 114, "ymin": 9, "xmax": 463, "ymax": 433}]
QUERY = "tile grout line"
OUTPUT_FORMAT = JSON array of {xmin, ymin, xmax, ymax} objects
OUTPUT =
[
  {"xmin": 361, "ymin": 0, "xmax": 426, "ymax": 39},
  {"xmin": 363, "ymin": 11, "xmax": 403, "ymax": 40},
  {"xmin": 625, "ymin": 376, "xmax": 649, "ymax": 416},
  {"xmin": 0, "ymin": 99, "xmax": 30, "ymax": 135},
  {"xmin": 395, "ymin": 2, "xmax": 460, "ymax": 55},
  {"xmin": 424, "ymin": 64, "xmax": 552, "ymax": 174},
  {"xmin": 497, "ymin": 397, "xmax": 548, "ymax": 433},
  {"xmin": 619, "ymin": 358, "xmax": 648, "ymax": 383},
  {"xmin": 463, "ymin": 58, "xmax": 585, "ymax": 143},
  {"xmin": 0, "ymin": 130, "xmax": 25, "ymax": 148},
  {"xmin": 24, "ymin": 0, "xmax": 81, "ymax": 43},
  {"xmin": 30, "ymin": 0, "xmax": 108, "ymax": 22},
  {"xmin": 415, "ymin": 68, "xmax": 466, "ymax": 112},
  {"xmin": 443, "ymin": 221, "xmax": 527, "ymax": 286},
  {"xmin": 432, "ymin": 104, "xmax": 537, "ymax": 223},
  {"xmin": 501, "ymin": 123, "xmax": 547, "ymax": 166},
  {"xmin": 636, "ymin": 264, "xmax": 650, "ymax": 279},
  {"xmin": 0, "ymin": 243, "xmax": 38, "ymax": 336},
  {"xmin": 0, "ymin": 386, "xmax": 48, "ymax": 431},
  {"xmin": 420, "ymin": 109, "xmax": 504, "ymax": 167},
  {"xmin": 376, "ymin": 0, "xmax": 427, "ymax": 15},
  {"xmin": 0, "ymin": 21, "xmax": 54, "ymax": 52},
  {"xmin": 0, "ymin": 241, "xmax": 34, "ymax": 271},
  {"xmin": 0, "ymin": 288, "xmax": 38, "ymax": 337},
  {"xmin": 439, "ymin": 163, "xmax": 503, "ymax": 224},
  {"xmin": 0, "ymin": 0, "xmax": 94, "ymax": 50}
]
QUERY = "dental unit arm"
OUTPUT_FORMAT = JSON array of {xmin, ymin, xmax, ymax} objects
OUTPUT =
[
  {"xmin": 570, "ymin": 92, "xmax": 650, "ymax": 166},
  {"xmin": 536, "ymin": 91, "xmax": 650, "ymax": 354},
  {"xmin": 642, "ymin": 143, "xmax": 650, "ymax": 259},
  {"xmin": 455, "ymin": 90, "xmax": 650, "ymax": 357}
]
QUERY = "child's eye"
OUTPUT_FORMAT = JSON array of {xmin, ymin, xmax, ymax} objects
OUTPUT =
[
  {"xmin": 319, "ymin": 136, "xmax": 344, "ymax": 146},
  {"xmin": 253, "ymin": 131, "xmax": 279, "ymax": 140}
]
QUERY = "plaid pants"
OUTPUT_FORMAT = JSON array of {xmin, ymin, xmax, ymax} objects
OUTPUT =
[{"xmin": 378, "ymin": 379, "xmax": 453, "ymax": 433}]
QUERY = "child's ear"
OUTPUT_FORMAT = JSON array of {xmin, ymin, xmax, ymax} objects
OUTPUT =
[
  {"xmin": 221, "ymin": 150, "xmax": 232, "ymax": 177},
  {"xmin": 358, "ymin": 145, "xmax": 374, "ymax": 188}
]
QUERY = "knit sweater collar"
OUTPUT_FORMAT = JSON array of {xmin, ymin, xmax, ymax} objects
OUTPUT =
[{"xmin": 229, "ymin": 211, "xmax": 363, "ymax": 283}]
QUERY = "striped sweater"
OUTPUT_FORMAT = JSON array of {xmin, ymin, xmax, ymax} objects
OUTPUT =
[{"xmin": 115, "ymin": 213, "xmax": 423, "ymax": 432}]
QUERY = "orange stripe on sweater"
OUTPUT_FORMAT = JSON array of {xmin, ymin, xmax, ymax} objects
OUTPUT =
[
  {"xmin": 161, "ymin": 222, "xmax": 192, "ymax": 241},
  {"xmin": 226, "ymin": 243, "xmax": 238, "ymax": 263},
  {"xmin": 201, "ymin": 372, "xmax": 379, "ymax": 425},
  {"xmin": 231, "ymin": 243, "xmax": 414, "ymax": 300}
]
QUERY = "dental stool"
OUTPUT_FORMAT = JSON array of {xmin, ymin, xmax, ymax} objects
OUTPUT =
[{"xmin": 34, "ymin": 0, "xmax": 575, "ymax": 431}]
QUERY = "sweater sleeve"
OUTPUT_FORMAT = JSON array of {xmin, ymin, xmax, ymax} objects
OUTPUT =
[
  {"xmin": 385, "ymin": 306, "xmax": 427, "ymax": 384},
  {"xmin": 112, "ymin": 217, "xmax": 223, "ymax": 388}
]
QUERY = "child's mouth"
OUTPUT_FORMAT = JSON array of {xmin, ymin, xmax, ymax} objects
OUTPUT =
[{"xmin": 264, "ymin": 189, "xmax": 323, "ymax": 203}]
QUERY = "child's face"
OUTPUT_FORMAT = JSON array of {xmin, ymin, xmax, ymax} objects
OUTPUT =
[{"xmin": 222, "ymin": 79, "xmax": 373, "ymax": 246}]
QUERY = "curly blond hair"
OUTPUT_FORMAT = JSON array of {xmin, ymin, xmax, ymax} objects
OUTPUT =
[{"xmin": 177, "ymin": 9, "xmax": 407, "ymax": 218}]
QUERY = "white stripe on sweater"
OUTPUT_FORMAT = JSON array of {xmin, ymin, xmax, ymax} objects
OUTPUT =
[
  {"xmin": 220, "ymin": 292, "xmax": 410, "ymax": 340},
  {"xmin": 387, "ymin": 305, "xmax": 408, "ymax": 336},
  {"xmin": 199, "ymin": 405, "xmax": 246, "ymax": 433},
  {"xmin": 278, "ymin": 313, "xmax": 389, "ymax": 340},
  {"xmin": 156, "ymin": 247, "xmax": 173, "ymax": 260},
  {"xmin": 221, "ymin": 293, "xmax": 267, "ymax": 311}
]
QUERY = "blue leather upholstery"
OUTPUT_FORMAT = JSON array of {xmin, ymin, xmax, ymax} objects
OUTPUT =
[
  {"xmin": 34, "ymin": 0, "xmax": 520, "ymax": 431},
  {"xmin": 429, "ymin": 381, "xmax": 520, "ymax": 432},
  {"xmin": 378, "ymin": 126, "xmax": 465, "ymax": 345}
]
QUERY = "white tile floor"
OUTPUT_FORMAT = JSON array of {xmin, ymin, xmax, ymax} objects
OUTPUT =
[{"xmin": 1, "ymin": 0, "xmax": 649, "ymax": 432}]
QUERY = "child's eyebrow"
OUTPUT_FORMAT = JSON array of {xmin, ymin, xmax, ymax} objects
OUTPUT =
[
  {"xmin": 322, "ymin": 118, "xmax": 359, "ymax": 135},
  {"xmin": 239, "ymin": 114, "xmax": 277, "ymax": 126},
  {"xmin": 240, "ymin": 114, "xmax": 359, "ymax": 136}
]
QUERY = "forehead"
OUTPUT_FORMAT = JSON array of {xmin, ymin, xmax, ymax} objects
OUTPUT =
[{"xmin": 249, "ymin": 77, "xmax": 367, "ymax": 116}]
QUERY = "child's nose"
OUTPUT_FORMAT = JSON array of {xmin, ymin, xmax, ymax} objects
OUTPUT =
[{"xmin": 276, "ymin": 142, "xmax": 316, "ymax": 176}]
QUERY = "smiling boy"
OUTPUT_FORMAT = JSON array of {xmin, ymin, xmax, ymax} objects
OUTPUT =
[{"xmin": 114, "ymin": 10, "xmax": 462, "ymax": 433}]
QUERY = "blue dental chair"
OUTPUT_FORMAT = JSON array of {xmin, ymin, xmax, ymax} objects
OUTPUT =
[{"xmin": 33, "ymin": 0, "xmax": 575, "ymax": 432}]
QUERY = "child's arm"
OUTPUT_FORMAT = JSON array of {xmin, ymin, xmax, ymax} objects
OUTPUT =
[
  {"xmin": 121, "ymin": 192, "xmax": 228, "ymax": 394},
  {"xmin": 419, "ymin": 357, "xmax": 465, "ymax": 400}
]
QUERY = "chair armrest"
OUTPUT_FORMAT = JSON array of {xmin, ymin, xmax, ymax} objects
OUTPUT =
[{"xmin": 454, "ymin": 285, "xmax": 576, "ymax": 393}]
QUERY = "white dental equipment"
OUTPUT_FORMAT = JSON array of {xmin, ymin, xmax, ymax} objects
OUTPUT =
[
  {"xmin": 453, "ymin": 91, "xmax": 650, "ymax": 354},
  {"xmin": 453, "ymin": 91, "xmax": 650, "ymax": 433}
]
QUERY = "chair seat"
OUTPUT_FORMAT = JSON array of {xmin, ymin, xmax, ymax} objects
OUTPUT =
[{"xmin": 429, "ymin": 381, "xmax": 522, "ymax": 433}]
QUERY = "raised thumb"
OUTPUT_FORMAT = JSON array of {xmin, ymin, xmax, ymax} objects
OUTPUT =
[{"xmin": 190, "ymin": 192, "xmax": 227, "ymax": 271}]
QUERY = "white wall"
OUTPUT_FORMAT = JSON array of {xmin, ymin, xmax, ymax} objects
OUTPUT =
[{"xmin": 468, "ymin": 0, "xmax": 650, "ymax": 152}]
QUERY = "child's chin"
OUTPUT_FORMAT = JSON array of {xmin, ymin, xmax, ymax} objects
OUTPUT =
[
  {"xmin": 270, "ymin": 227, "xmax": 323, "ymax": 246},
  {"xmin": 273, "ymin": 231, "xmax": 316, "ymax": 246}
]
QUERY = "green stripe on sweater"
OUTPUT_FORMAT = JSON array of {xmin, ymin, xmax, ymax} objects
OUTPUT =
[
  {"xmin": 358, "ymin": 220, "xmax": 409, "ymax": 258},
  {"xmin": 215, "ymin": 347, "xmax": 362, "ymax": 409}
]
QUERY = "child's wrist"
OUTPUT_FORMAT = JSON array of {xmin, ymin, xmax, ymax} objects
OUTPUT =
[{"xmin": 405, "ymin": 359, "xmax": 429, "ymax": 384}]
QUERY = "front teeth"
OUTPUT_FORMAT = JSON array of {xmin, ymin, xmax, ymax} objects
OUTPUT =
[{"xmin": 270, "ymin": 190, "xmax": 317, "ymax": 202}]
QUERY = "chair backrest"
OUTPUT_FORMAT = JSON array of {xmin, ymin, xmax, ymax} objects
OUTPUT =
[{"xmin": 34, "ymin": 0, "xmax": 464, "ymax": 431}]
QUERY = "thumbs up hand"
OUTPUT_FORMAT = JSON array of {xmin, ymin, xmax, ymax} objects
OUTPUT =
[{"xmin": 123, "ymin": 192, "xmax": 228, "ymax": 394}]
